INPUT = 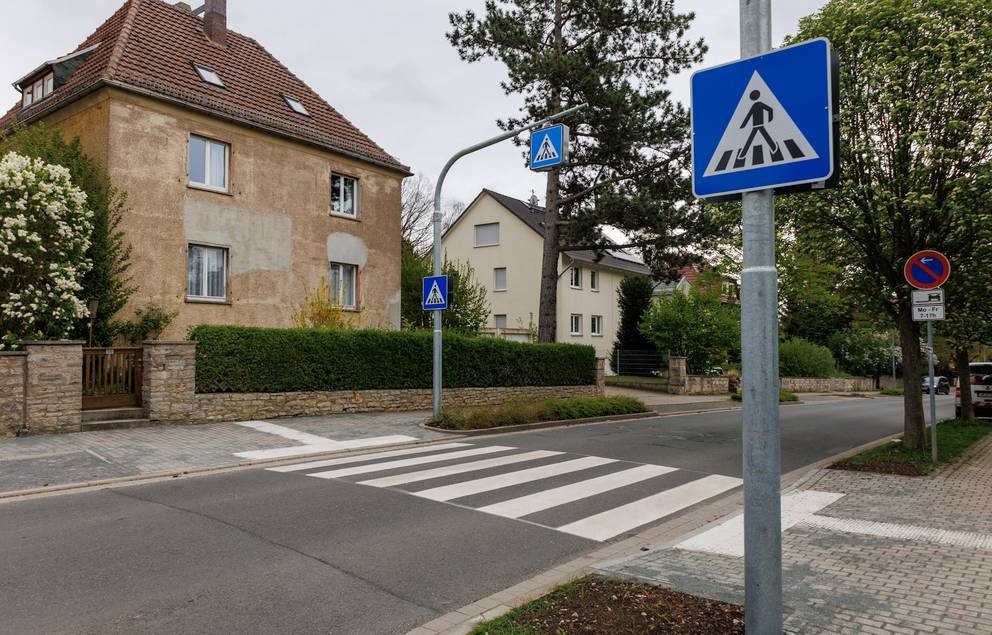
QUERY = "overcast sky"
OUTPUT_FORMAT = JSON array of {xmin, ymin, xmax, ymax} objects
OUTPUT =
[{"xmin": 0, "ymin": 0, "xmax": 827, "ymax": 206}]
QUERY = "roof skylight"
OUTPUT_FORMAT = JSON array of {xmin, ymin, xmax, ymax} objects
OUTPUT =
[
  {"xmin": 283, "ymin": 95, "xmax": 309, "ymax": 116},
  {"xmin": 193, "ymin": 64, "xmax": 224, "ymax": 88}
]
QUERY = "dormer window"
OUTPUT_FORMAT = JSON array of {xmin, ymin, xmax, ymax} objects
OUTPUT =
[
  {"xmin": 193, "ymin": 64, "xmax": 224, "ymax": 88},
  {"xmin": 21, "ymin": 72, "xmax": 55, "ymax": 108},
  {"xmin": 283, "ymin": 95, "xmax": 309, "ymax": 116}
]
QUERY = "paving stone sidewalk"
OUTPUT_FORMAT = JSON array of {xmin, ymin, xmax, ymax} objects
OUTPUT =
[
  {"xmin": 600, "ymin": 434, "xmax": 992, "ymax": 635},
  {"xmin": 0, "ymin": 412, "xmax": 445, "ymax": 496}
]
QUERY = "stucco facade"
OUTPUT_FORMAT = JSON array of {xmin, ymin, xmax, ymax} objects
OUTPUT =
[
  {"xmin": 38, "ymin": 87, "xmax": 403, "ymax": 338},
  {"xmin": 442, "ymin": 191, "xmax": 650, "ymax": 361}
]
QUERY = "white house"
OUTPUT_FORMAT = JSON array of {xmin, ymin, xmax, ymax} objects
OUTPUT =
[{"xmin": 441, "ymin": 189, "xmax": 651, "ymax": 361}]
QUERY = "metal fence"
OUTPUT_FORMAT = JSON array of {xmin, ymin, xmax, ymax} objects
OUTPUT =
[{"xmin": 611, "ymin": 348, "xmax": 664, "ymax": 377}]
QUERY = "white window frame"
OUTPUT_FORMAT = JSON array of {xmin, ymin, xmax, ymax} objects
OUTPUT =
[
  {"xmin": 591, "ymin": 315, "xmax": 604, "ymax": 336},
  {"xmin": 283, "ymin": 94, "xmax": 310, "ymax": 116},
  {"xmin": 570, "ymin": 313, "xmax": 583, "ymax": 336},
  {"xmin": 494, "ymin": 267, "xmax": 507, "ymax": 292},
  {"xmin": 193, "ymin": 64, "xmax": 225, "ymax": 88},
  {"xmin": 188, "ymin": 135, "xmax": 230, "ymax": 192},
  {"xmin": 331, "ymin": 174, "xmax": 359, "ymax": 218},
  {"xmin": 186, "ymin": 243, "xmax": 228, "ymax": 302},
  {"xmin": 474, "ymin": 223, "xmax": 500, "ymax": 247},
  {"xmin": 44, "ymin": 73, "xmax": 54, "ymax": 95},
  {"xmin": 22, "ymin": 86, "xmax": 32, "ymax": 108},
  {"xmin": 590, "ymin": 270, "xmax": 599, "ymax": 292},
  {"xmin": 494, "ymin": 314, "xmax": 508, "ymax": 329},
  {"xmin": 330, "ymin": 262, "xmax": 358, "ymax": 309},
  {"xmin": 570, "ymin": 266, "xmax": 582, "ymax": 289}
]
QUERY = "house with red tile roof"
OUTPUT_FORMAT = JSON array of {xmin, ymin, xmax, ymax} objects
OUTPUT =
[{"xmin": 2, "ymin": 0, "xmax": 410, "ymax": 337}]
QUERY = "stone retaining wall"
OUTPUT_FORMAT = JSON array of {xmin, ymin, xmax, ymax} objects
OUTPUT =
[
  {"xmin": 780, "ymin": 376, "xmax": 877, "ymax": 393},
  {"xmin": 673, "ymin": 375, "xmax": 731, "ymax": 395},
  {"xmin": 194, "ymin": 385, "xmax": 601, "ymax": 423},
  {"xmin": 0, "ymin": 352, "xmax": 26, "ymax": 437},
  {"xmin": 22, "ymin": 342, "xmax": 83, "ymax": 435}
]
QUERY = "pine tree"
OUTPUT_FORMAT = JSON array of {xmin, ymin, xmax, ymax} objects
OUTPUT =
[{"xmin": 448, "ymin": 0, "xmax": 708, "ymax": 341}]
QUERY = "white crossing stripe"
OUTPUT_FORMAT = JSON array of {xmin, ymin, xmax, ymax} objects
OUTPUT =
[
  {"xmin": 238, "ymin": 435, "xmax": 418, "ymax": 461},
  {"xmin": 414, "ymin": 456, "xmax": 617, "ymax": 502},
  {"xmin": 476, "ymin": 464, "xmax": 676, "ymax": 519},
  {"xmin": 358, "ymin": 450, "xmax": 563, "ymax": 488},
  {"xmin": 267, "ymin": 443, "xmax": 472, "ymax": 473},
  {"xmin": 676, "ymin": 489, "xmax": 843, "ymax": 557},
  {"xmin": 237, "ymin": 420, "xmax": 338, "ymax": 445},
  {"xmin": 557, "ymin": 474, "xmax": 743, "ymax": 541},
  {"xmin": 307, "ymin": 446, "xmax": 516, "ymax": 480}
]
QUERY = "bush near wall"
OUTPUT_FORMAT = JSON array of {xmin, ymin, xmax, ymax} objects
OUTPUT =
[
  {"xmin": 189, "ymin": 325, "xmax": 597, "ymax": 393},
  {"xmin": 779, "ymin": 338, "xmax": 837, "ymax": 379}
]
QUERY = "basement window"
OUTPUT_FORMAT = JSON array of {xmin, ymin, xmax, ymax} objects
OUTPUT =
[
  {"xmin": 193, "ymin": 64, "xmax": 224, "ymax": 88},
  {"xmin": 283, "ymin": 95, "xmax": 309, "ymax": 116}
]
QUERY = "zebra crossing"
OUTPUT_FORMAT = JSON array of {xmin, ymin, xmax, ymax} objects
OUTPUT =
[{"xmin": 267, "ymin": 442, "xmax": 742, "ymax": 542}]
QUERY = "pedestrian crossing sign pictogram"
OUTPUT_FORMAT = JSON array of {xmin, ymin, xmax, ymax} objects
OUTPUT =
[
  {"xmin": 691, "ymin": 38, "xmax": 836, "ymax": 199},
  {"xmin": 530, "ymin": 124, "xmax": 569, "ymax": 171},
  {"xmin": 422, "ymin": 275, "xmax": 448, "ymax": 310}
]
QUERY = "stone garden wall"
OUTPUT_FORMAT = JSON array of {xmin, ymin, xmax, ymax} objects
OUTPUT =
[
  {"xmin": 0, "ymin": 352, "xmax": 26, "ymax": 437},
  {"xmin": 780, "ymin": 376, "xmax": 877, "ymax": 393}
]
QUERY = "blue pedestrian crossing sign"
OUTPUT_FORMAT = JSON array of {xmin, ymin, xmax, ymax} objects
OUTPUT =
[
  {"xmin": 530, "ymin": 124, "xmax": 569, "ymax": 171},
  {"xmin": 691, "ymin": 38, "xmax": 836, "ymax": 199},
  {"xmin": 422, "ymin": 275, "xmax": 448, "ymax": 310}
]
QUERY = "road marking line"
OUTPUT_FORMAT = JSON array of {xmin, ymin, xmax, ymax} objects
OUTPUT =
[
  {"xmin": 476, "ymin": 464, "xmax": 676, "ymax": 519},
  {"xmin": 236, "ymin": 421, "xmax": 338, "ymax": 445},
  {"xmin": 800, "ymin": 515, "xmax": 992, "ymax": 551},
  {"xmin": 236, "ymin": 435, "xmax": 418, "ymax": 461},
  {"xmin": 267, "ymin": 443, "xmax": 472, "ymax": 473},
  {"xmin": 676, "ymin": 489, "xmax": 844, "ymax": 557},
  {"xmin": 307, "ymin": 446, "xmax": 516, "ymax": 480},
  {"xmin": 557, "ymin": 474, "xmax": 742, "ymax": 541},
  {"xmin": 358, "ymin": 450, "xmax": 563, "ymax": 488},
  {"xmin": 413, "ymin": 456, "xmax": 617, "ymax": 502}
]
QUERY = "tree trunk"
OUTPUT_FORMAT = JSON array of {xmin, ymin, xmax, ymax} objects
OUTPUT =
[
  {"xmin": 538, "ymin": 169, "xmax": 561, "ymax": 342},
  {"xmin": 955, "ymin": 346, "xmax": 973, "ymax": 421},
  {"xmin": 537, "ymin": 0, "xmax": 564, "ymax": 344},
  {"xmin": 898, "ymin": 308, "xmax": 926, "ymax": 449}
]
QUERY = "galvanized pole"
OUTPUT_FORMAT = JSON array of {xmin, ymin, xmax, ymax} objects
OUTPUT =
[
  {"xmin": 927, "ymin": 320, "xmax": 938, "ymax": 463},
  {"xmin": 431, "ymin": 104, "xmax": 588, "ymax": 420},
  {"xmin": 739, "ymin": 1, "xmax": 782, "ymax": 633}
]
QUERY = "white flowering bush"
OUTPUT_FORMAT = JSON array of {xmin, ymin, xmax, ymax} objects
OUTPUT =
[{"xmin": 0, "ymin": 151, "xmax": 92, "ymax": 349}]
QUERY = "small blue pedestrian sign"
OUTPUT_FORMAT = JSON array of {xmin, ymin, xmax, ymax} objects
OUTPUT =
[
  {"xmin": 423, "ymin": 275, "xmax": 448, "ymax": 310},
  {"xmin": 530, "ymin": 124, "xmax": 569, "ymax": 171},
  {"xmin": 691, "ymin": 38, "xmax": 835, "ymax": 198}
]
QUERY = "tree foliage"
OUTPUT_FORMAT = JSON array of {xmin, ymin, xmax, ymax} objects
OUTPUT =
[
  {"xmin": 639, "ymin": 288, "xmax": 740, "ymax": 374},
  {"xmin": 1, "ymin": 124, "xmax": 133, "ymax": 346},
  {"xmin": 615, "ymin": 276, "xmax": 655, "ymax": 350},
  {"xmin": 828, "ymin": 329, "xmax": 891, "ymax": 378},
  {"xmin": 0, "ymin": 151, "xmax": 93, "ymax": 348},
  {"xmin": 784, "ymin": 0, "xmax": 992, "ymax": 446},
  {"xmin": 448, "ymin": 0, "xmax": 710, "ymax": 340}
]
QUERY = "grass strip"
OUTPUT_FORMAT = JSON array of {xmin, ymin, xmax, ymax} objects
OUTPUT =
[
  {"xmin": 436, "ymin": 396, "xmax": 648, "ymax": 431},
  {"xmin": 832, "ymin": 419, "xmax": 992, "ymax": 476},
  {"xmin": 731, "ymin": 389, "xmax": 798, "ymax": 403}
]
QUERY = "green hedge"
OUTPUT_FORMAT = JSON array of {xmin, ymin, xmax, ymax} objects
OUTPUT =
[
  {"xmin": 437, "ymin": 396, "xmax": 648, "ymax": 430},
  {"xmin": 779, "ymin": 338, "xmax": 837, "ymax": 378},
  {"xmin": 189, "ymin": 325, "xmax": 597, "ymax": 393}
]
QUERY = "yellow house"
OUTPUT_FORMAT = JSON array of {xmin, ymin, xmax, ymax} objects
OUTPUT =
[
  {"xmin": 442, "ymin": 190, "xmax": 652, "ymax": 361},
  {"xmin": 1, "ymin": 0, "xmax": 409, "ymax": 338}
]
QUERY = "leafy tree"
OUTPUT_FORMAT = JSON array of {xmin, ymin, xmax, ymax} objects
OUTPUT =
[
  {"xmin": 615, "ymin": 276, "xmax": 655, "ymax": 350},
  {"xmin": 778, "ymin": 242, "xmax": 852, "ymax": 346},
  {"xmin": 0, "ymin": 151, "xmax": 93, "ymax": 348},
  {"xmin": 448, "ymin": 0, "xmax": 709, "ymax": 342},
  {"xmin": 1, "ymin": 124, "xmax": 133, "ymax": 345},
  {"xmin": 114, "ymin": 303, "xmax": 177, "ymax": 344},
  {"xmin": 400, "ymin": 240, "xmax": 490, "ymax": 335},
  {"xmin": 639, "ymin": 288, "xmax": 740, "ymax": 374},
  {"xmin": 784, "ymin": 0, "xmax": 992, "ymax": 447},
  {"xmin": 828, "ymin": 329, "xmax": 891, "ymax": 378}
]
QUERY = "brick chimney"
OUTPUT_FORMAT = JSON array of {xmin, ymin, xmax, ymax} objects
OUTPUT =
[{"xmin": 204, "ymin": 0, "xmax": 227, "ymax": 46}]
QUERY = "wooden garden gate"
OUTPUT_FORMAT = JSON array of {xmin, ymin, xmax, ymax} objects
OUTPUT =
[{"xmin": 82, "ymin": 347, "xmax": 143, "ymax": 410}]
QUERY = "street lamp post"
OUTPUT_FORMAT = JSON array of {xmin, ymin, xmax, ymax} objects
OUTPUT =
[{"xmin": 430, "ymin": 103, "xmax": 588, "ymax": 420}]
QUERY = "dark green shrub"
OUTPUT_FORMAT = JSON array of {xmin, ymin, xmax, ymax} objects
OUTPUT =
[
  {"xmin": 779, "ymin": 338, "xmax": 836, "ymax": 378},
  {"xmin": 731, "ymin": 389, "xmax": 799, "ymax": 403},
  {"xmin": 189, "ymin": 325, "xmax": 596, "ymax": 393}
]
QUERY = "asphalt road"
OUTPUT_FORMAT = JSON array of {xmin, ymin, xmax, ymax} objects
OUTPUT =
[{"xmin": 0, "ymin": 395, "xmax": 953, "ymax": 634}]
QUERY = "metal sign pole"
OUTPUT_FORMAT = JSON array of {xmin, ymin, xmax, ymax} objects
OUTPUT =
[
  {"xmin": 927, "ymin": 320, "xmax": 938, "ymax": 462},
  {"xmin": 739, "ymin": 1, "xmax": 782, "ymax": 633},
  {"xmin": 430, "ymin": 103, "xmax": 588, "ymax": 420}
]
